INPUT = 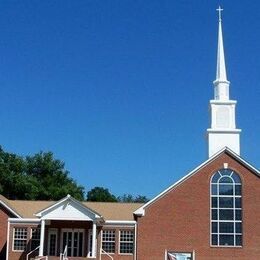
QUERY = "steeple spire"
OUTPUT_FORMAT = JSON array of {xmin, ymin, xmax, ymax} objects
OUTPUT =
[
  {"xmin": 213, "ymin": 6, "xmax": 230, "ymax": 101},
  {"xmin": 207, "ymin": 7, "xmax": 241, "ymax": 157},
  {"xmin": 216, "ymin": 6, "xmax": 227, "ymax": 81}
]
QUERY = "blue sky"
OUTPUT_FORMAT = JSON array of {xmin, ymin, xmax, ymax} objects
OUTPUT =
[{"xmin": 0, "ymin": 1, "xmax": 259, "ymax": 198}]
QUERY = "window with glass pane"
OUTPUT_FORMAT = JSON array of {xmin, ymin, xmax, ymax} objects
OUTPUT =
[
  {"xmin": 210, "ymin": 169, "xmax": 242, "ymax": 246},
  {"xmin": 119, "ymin": 230, "xmax": 134, "ymax": 254},
  {"xmin": 102, "ymin": 230, "xmax": 115, "ymax": 253},
  {"xmin": 13, "ymin": 228, "xmax": 28, "ymax": 251}
]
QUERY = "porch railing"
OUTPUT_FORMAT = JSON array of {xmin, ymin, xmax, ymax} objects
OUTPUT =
[
  {"xmin": 60, "ymin": 245, "xmax": 68, "ymax": 260},
  {"xmin": 100, "ymin": 248, "xmax": 113, "ymax": 260},
  {"xmin": 26, "ymin": 246, "xmax": 40, "ymax": 260}
]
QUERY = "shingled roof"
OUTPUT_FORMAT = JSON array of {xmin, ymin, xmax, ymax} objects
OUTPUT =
[{"xmin": 0, "ymin": 195, "xmax": 143, "ymax": 221}]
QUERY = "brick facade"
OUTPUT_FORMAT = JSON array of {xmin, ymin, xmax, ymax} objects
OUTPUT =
[
  {"xmin": 0, "ymin": 205, "xmax": 15, "ymax": 260},
  {"xmin": 136, "ymin": 151, "xmax": 260, "ymax": 259},
  {"xmin": 8, "ymin": 223, "xmax": 40, "ymax": 260},
  {"xmin": 7, "ymin": 221, "xmax": 135, "ymax": 260},
  {"xmin": 100, "ymin": 227, "xmax": 135, "ymax": 260}
]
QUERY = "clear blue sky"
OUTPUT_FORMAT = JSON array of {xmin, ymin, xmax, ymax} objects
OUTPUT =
[{"xmin": 0, "ymin": 1, "xmax": 259, "ymax": 198}]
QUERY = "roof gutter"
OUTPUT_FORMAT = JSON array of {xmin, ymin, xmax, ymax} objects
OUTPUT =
[
  {"xmin": 104, "ymin": 220, "xmax": 136, "ymax": 227},
  {"xmin": 9, "ymin": 218, "xmax": 41, "ymax": 224}
]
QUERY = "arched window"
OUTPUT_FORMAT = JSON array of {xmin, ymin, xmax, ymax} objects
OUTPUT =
[{"xmin": 210, "ymin": 169, "xmax": 242, "ymax": 246}]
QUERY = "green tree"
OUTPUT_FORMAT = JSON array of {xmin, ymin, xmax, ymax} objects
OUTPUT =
[
  {"xmin": 134, "ymin": 195, "xmax": 149, "ymax": 203},
  {"xmin": 0, "ymin": 147, "xmax": 84, "ymax": 200},
  {"xmin": 117, "ymin": 194, "xmax": 149, "ymax": 203},
  {"xmin": 25, "ymin": 151, "xmax": 84, "ymax": 200},
  {"xmin": 117, "ymin": 194, "xmax": 134, "ymax": 202},
  {"xmin": 0, "ymin": 147, "xmax": 38, "ymax": 200},
  {"xmin": 87, "ymin": 187, "xmax": 117, "ymax": 202}
]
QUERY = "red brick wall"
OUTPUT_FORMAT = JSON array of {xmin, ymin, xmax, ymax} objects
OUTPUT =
[
  {"xmin": 7, "ymin": 221, "xmax": 135, "ymax": 260},
  {"xmin": 8, "ymin": 223, "xmax": 40, "ymax": 260},
  {"xmin": 98, "ymin": 227, "xmax": 135, "ymax": 260},
  {"xmin": 136, "ymin": 152, "xmax": 260, "ymax": 260},
  {"xmin": 0, "ymin": 205, "xmax": 15, "ymax": 260}
]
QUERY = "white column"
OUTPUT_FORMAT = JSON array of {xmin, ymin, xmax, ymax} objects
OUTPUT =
[
  {"xmin": 92, "ymin": 221, "xmax": 97, "ymax": 258},
  {"xmin": 6, "ymin": 220, "xmax": 10, "ymax": 260},
  {"xmin": 39, "ymin": 219, "xmax": 45, "ymax": 256},
  {"xmin": 134, "ymin": 223, "xmax": 137, "ymax": 260}
]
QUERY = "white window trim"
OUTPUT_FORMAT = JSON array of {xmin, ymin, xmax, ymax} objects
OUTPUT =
[
  {"xmin": 12, "ymin": 227, "xmax": 28, "ymax": 252},
  {"xmin": 118, "ymin": 230, "xmax": 134, "ymax": 255},
  {"xmin": 48, "ymin": 228, "xmax": 58, "ymax": 256},
  {"xmin": 101, "ymin": 230, "xmax": 116, "ymax": 255}
]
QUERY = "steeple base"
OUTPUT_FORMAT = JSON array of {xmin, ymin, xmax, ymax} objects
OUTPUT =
[{"xmin": 207, "ymin": 129, "xmax": 241, "ymax": 157}]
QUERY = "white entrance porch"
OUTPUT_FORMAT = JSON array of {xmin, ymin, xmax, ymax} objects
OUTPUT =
[{"xmin": 35, "ymin": 195, "xmax": 103, "ymax": 259}]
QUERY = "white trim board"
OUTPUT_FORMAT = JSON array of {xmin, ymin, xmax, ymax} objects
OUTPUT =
[
  {"xmin": 105, "ymin": 220, "xmax": 136, "ymax": 225},
  {"xmin": 9, "ymin": 218, "xmax": 40, "ymax": 224},
  {"xmin": 134, "ymin": 147, "xmax": 260, "ymax": 216}
]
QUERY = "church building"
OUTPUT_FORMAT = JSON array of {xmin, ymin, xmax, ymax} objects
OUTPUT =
[{"xmin": 0, "ymin": 8, "xmax": 259, "ymax": 260}]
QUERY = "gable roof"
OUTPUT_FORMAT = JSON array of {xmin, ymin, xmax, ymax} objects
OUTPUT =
[
  {"xmin": 0, "ymin": 195, "xmax": 143, "ymax": 221},
  {"xmin": 35, "ymin": 194, "xmax": 102, "ymax": 221},
  {"xmin": 134, "ymin": 147, "xmax": 260, "ymax": 216},
  {"xmin": 0, "ymin": 194, "xmax": 21, "ymax": 218}
]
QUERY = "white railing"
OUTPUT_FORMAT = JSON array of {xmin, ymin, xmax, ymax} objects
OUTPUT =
[
  {"xmin": 60, "ymin": 245, "xmax": 68, "ymax": 260},
  {"xmin": 99, "ymin": 248, "xmax": 113, "ymax": 260},
  {"xmin": 26, "ymin": 246, "xmax": 40, "ymax": 260}
]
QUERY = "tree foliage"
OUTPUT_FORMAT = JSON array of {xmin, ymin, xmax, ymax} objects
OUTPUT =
[
  {"xmin": 0, "ymin": 146, "xmax": 149, "ymax": 203},
  {"xmin": 0, "ymin": 147, "xmax": 84, "ymax": 200},
  {"xmin": 87, "ymin": 187, "xmax": 117, "ymax": 202},
  {"xmin": 117, "ymin": 194, "xmax": 149, "ymax": 203}
]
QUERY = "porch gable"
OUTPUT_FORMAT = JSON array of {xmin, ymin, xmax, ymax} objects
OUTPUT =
[{"xmin": 35, "ymin": 194, "xmax": 102, "ymax": 221}]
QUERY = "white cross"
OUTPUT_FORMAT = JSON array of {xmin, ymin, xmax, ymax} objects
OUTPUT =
[{"xmin": 216, "ymin": 6, "xmax": 223, "ymax": 22}]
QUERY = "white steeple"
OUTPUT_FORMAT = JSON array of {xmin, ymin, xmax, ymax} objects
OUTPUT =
[
  {"xmin": 216, "ymin": 7, "xmax": 227, "ymax": 81},
  {"xmin": 213, "ymin": 6, "xmax": 230, "ymax": 101},
  {"xmin": 207, "ymin": 7, "xmax": 241, "ymax": 157}
]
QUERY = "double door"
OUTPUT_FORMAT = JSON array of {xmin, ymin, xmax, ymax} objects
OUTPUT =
[{"xmin": 62, "ymin": 229, "xmax": 84, "ymax": 257}]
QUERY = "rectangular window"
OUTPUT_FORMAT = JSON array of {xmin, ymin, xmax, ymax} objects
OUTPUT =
[
  {"xmin": 13, "ymin": 228, "xmax": 28, "ymax": 251},
  {"xmin": 102, "ymin": 230, "xmax": 115, "ymax": 253},
  {"xmin": 119, "ymin": 230, "xmax": 134, "ymax": 254},
  {"xmin": 31, "ymin": 228, "xmax": 40, "ymax": 250}
]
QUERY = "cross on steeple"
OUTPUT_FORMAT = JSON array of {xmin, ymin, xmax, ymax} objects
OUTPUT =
[{"xmin": 216, "ymin": 6, "xmax": 223, "ymax": 22}]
